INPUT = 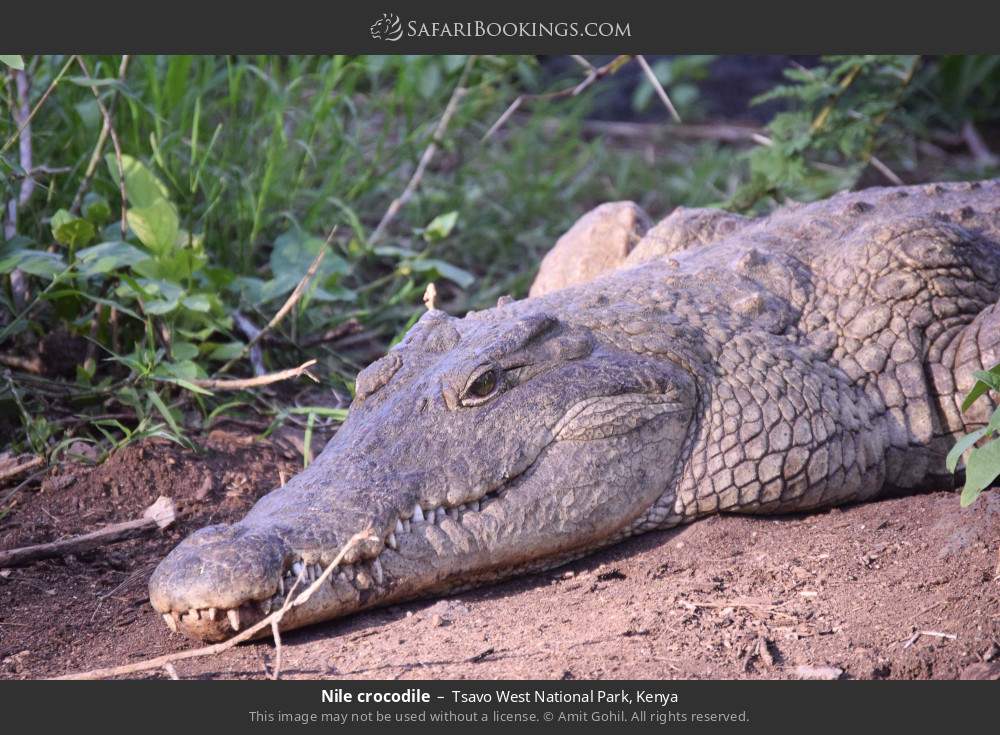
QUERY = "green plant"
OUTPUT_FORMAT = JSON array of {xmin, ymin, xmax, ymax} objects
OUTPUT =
[
  {"xmin": 730, "ymin": 55, "xmax": 921, "ymax": 210},
  {"xmin": 947, "ymin": 363, "xmax": 1000, "ymax": 507}
]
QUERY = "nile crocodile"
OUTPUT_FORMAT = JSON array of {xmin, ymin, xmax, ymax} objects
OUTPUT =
[{"xmin": 150, "ymin": 180, "xmax": 1000, "ymax": 641}]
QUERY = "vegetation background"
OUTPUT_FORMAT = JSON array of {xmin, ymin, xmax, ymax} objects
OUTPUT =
[{"xmin": 1, "ymin": 54, "xmax": 999, "ymax": 505}]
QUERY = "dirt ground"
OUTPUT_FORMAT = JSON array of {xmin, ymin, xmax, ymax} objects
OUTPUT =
[{"xmin": 1, "ymin": 430, "xmax": 999, "ymax": 681}]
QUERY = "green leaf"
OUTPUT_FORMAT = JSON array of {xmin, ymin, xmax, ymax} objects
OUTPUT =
[
  {"xmin": 0, "ymin": 249, "xmax": 67, "ymax": 278},
  {"xmin": 407, "ymin": 258, "xmax": 475, "ymax": 289},
  {"xmin": 423, "ymin": 211, "xmax": 459, "ymax": 242},
  {"xmin": 82, "ymin": 194, "xmax": 112, "ymax": 225},
  {"xmin": 51, "ymin": 209, "xmax": 96, "ymax": 249},
  {"xmin": 106, "ymin": 154, "xmax": 171, "ymax": 208},
  {"xmin": 270, "ymin": 229, "xmax": 349, "ymax": 284},
  {"xmin": 207, "ymin": 341, "xmax": 245, "ymax": 361},
  {"xmin": 145, "ymin": 389, "xmax": 186, "ymax": 439},
  {"xmin": 144, "ymin": 297, "xmax": 179, "ymax": 315},
  {"xmin": 127, "ymin": 199, "xmax": 179, "ymax": 253},
  {"xmin": 75, "ymin": 241, "xmax": 150, "ymax": 276},
  {"xmin": 171, "ymin": 341, "xmax": 199, "ymax": 361},
  {"xmin": 182, "ymin": 294, "xmax": 212, "ymax": 312},
  {"xmin": 961, "ymin": 439, "xmax": 1000, "ymax": 506},
  {"xmin": 0, "ymin": 55, "xmax": 24, "ymax": 70},
  {"xmin": 946, "ymin": 427, "xmax": 987, "ymax": 473}
]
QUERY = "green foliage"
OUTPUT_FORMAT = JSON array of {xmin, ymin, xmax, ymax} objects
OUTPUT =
[
  {"xmin": 1, "ymin": 54, "xmax": 740, "ymax": 458},
  {"xmin": 731, "ymin": 55, "xmax": 921, "ymax": 209},
  {"xmin": 947, "ymin": 364, "xmax": 1000, "ymax": 507}
]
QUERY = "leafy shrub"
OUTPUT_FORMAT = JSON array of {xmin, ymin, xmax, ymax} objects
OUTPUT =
[{"xmin": 947, "ymin": 364, "xmax": 1000, "ymax": 507}]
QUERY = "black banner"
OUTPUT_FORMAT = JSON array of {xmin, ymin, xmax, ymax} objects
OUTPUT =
[
  {"xmin": 3, "ymin": 680, "xmax": 996, "ymax": 731},
  {"xmin": 3, "ymin": 0, "xmax": 1000, "ymax": 53}
]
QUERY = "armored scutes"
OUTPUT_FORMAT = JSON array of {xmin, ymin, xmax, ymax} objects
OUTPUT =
[{"xmin": 150, "ymin": 180, "xmax": 1000, "ymax": 641}]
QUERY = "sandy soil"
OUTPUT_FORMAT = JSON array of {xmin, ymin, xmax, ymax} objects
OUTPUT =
[{"xmin": 1, "ymin": 431, "xmax": 998, "ymax": 680}]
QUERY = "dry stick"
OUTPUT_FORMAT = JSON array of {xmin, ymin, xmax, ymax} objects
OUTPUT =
[
  {"xmin": 5, "ymin": 69, "xmax": 33, "ymax": 308},
  {"xmin": 193, "ymin": 359, "xmax": 319, "ymax": 392},
  {"xmin": 482, "ymin": 54, "xmax": 631, "ymax": 142},
  {"xmin": 0, "ymin": 56, "xmax": 75, "ymax": 159},
  {"xmin": 0, "ymin": 352, "xmax": 43, "ymax": 374},
  {"xmin": 215, "ymin": 230, "xmax": 334, "ymax": 377},
  {"xmin": 0, "ymin": 455, "xmax": 43, "ymax": 485},
  {"xmin": 635, "ymin": 55, "xmax": 682, "ymax": 123},
  {"xmin": 53, "ymin": 530, "xmax": 378, "ymax": 680},
  {"xmin": 70, "ymin": 55, "xmax": 131, "ymax": 214},
  {"xmin": 76, "ymin": 56, "xmax": 128, "ymax": 238},
  {"xmin": 370, "ymin": 56, "xmax": 477, "ymax": 245},
  {"xmin": 0, "ymin": 469, "xmax": 45, "ymax": 509},
  {"xmin": 0, "ymin": 496, "xmax": 175, "ymax": 567}
]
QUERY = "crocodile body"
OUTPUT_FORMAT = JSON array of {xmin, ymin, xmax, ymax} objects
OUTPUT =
[{"xmin": 150, "ymin": 180, "xmax": 1000, "ymax": 641}]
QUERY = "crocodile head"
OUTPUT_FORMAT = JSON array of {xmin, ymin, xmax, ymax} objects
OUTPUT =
[{"xmin": 148, "ymin": 302, "xmax": 697, "ymax": 640}]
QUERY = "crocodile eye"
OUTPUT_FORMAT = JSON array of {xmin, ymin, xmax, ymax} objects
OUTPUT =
[{"xmin": 462, "ymin": 367, "xmax": 500, "ymax": 404}]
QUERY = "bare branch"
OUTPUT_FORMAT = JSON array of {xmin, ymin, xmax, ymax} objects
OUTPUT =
[
  {"xmin": 636, "ymin": 55, "xmax": 682, "ymax": 123},
  {"xmin": 75, "ymin": 57, "xmax": 128, "ymax": 238},
  {"xmin": 70, "ymin": 55, "xmax": 131, "ymax": 214},
  {"xmin": 194, "ymin": 359, "xmax": 319, "ymax": 392},
  {"xmin": 370, "ymin": 56, "xmax": 477, "ymax": 245}
]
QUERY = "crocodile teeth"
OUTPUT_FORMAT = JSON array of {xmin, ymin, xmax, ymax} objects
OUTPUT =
[
  {"xmin": 207, "ymin": 607, "xmax": 218, "ymax": 621},
  {"xmin": 447, "ymin": 507, "xmax": 459, "ymax": 520},
  {"xmin": 163, "ymin": 613, "xmax": 177, "ymax": 632},
  {"xmin": 395, "ymin": 519, "xmax": 405, "ymax": 534},
  {"xmin": 183, "ymin": 609, "xmax": 200, "ymax": 622},
  {"xmin": 403, "ymin": 520, "xmax": 411, "ymax": 532},
  {"xmin": 470, "ymin": 500, "xmax": 480, "ymax": 512},
  {"xmin": 412, "ymin": 505, "xmax": 425, "ymax": 523},
  {"xmin": 436, "ymin": 507, "xmax": 447, "ymax": 522},
  {"xmin": 261, "ymin": 598, "xmax": 272, "ymax": 615},
  {"xmin": 311, "ymin": 564, "xmax": 323, "ymax": 580},
  {"xmin": 387, "ymin": 532, "xmax": 398, "ymax": 550},
  {"xmin": 292, "ymin": 561, "xmax": 304, "ymax": 578},
  {"xmin": 372, "ymin": 559, "xmax": 384, "ymax": 584},
  {"xmin": 227, "ymin": 608, "xmax": 240, "ymax": 631},
  {"xmin": 425, "ymin": 509, "xmax": 435, "ymax": 525},
  {"xmin": 277, "ymin": 578, "xmax": 284, "ymax": 596}
]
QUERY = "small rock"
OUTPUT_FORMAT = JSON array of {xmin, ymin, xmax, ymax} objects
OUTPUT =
[
  {"xmin": 793, "ymin": 664, "xmax": 843, "ymax": 680},
  {"xmin": 67, "ymin": 442, "xmax": 98, "ymax": 461},
  {"xmin": 430, "ymin": 614, "xmax": 445, "ymax": 627}
]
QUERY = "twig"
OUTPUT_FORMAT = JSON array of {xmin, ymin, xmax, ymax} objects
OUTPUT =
[
  {"xmin": 0, "ymin": 496, "xmax": 175, "ymax": 567},
  {"xmin": 482, "ymin": 54, "xmax": 631, "ymax": 142},
  {"xmin": 961, "ymin": 120, "xmax": 999, "ymax": 167},
  {"xmin": 0, "ymin": 56, "xmax": 75, "ymax": 159},
  {"xmin": 70, "ymin": 55, "xmax": 131, "ymax": 214},
  {"xmin": 869, "ymin": 155, "xmax": 904, "ymax": 186},
  {"xmin": 270, "ymin": 618, "xmax": 284, "ymax": 680},
  {"xmin": 0, "ymin": 454, "xmax": 43, "ymax": 485},
  {"xmin": 635, "ymin": 55, "xmax": 681, "ymax": 123},
  {"xmin": 0, "ymin": 469, "xmax": 45, "ymax": 511},
  {"xmin": 53, "ymin": 529, "xmax": 378, "ymax": 680},
  {"xmin": 0, "ymin": 352, "xmax": 43, "ymax": 374},
  {"xmin": 194, "ymin": 359, "xmax": 319, "ymax": 392},
  {"xmin": 902, "ymin": 630, "xmax": 958, "ymax": 649},
  {"xmin": 75, "ymin": 56, "xmax": 128, "ymax": 238},
  {"xmin": 579, "ymin": 119, "xmax": 764, "ymax": 143},
  {"xmin": 370, "ymin": 56, "xmax": 476, "ymax": 244},
  {"xmin": 216, "ymin": 228, "xmax": 335, "ymax": 377}
]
